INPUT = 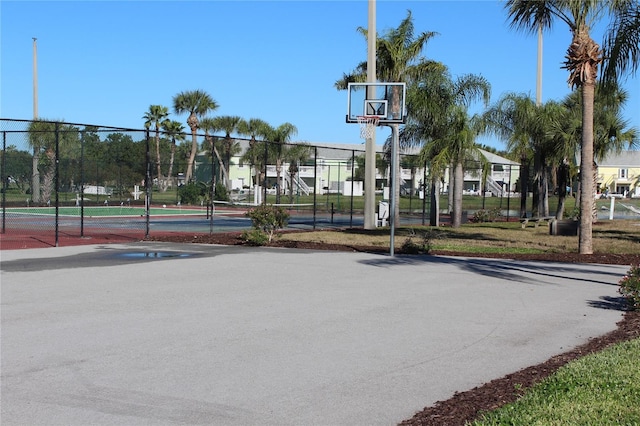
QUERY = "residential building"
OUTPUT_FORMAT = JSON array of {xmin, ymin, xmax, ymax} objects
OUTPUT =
[{"xmin": 597, "ymin": 150, "xmax": 640, "ymax": 198}]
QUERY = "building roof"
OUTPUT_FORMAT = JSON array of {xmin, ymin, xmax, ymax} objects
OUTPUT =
[
  {"xmin": 222, "ymin": 138, "xmax": 518, "ymax": 165},
  {"xmin": 599, "ymin": 150, "xmax": 640, "ymax": 167}
]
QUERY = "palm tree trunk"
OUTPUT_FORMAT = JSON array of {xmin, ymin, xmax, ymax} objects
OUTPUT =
[
  {"xmin": 212, "ymin": 145, "xmax": 228, "ymax": 186},
  {"xmin": 556, "ymin": 161, "xmax": 568, "ymax": 219},
  {"xmin": 276, "ymin": 160, "xmax": 282, "ymax": 204},
  {"xmin": 225, "ymin": 137, "xmax": 232, "ymax": 191},
  {"xmin": 429, "ymin": 177, "xmax": 440, "ymax": 226},
  {"xmin": 452, "ymin": 161, "xmax": 464, "ymax": 228},
  {"xmin": 447, "ymin": 165, "xmax": 454, "ymax": 214},
  {"xmin": 579, "ymin": 81, "xmax": 596, "ymax": 254},
  {"xmin": 155, "ymin": 128, "xmax": 164, "ymax": 192},
  {"xmin": 534, "ymin": 151, "xmax": 543, "ymax": 217},
  {"xmin": 519, "ymin": 158, "xmax": 529, "ymax": 218},
  {"xmin": 167, "ymin": 138, "xmax": 176, "ymax": 188},
  {"xmin": 542, "ymin": 164, "xmax": 549, "ymax": 217},
  {"xmin": 31, "ymin": 150, "xmax": 41, "ymax": 204},
  {"xmin": 186, "ymin": 128, "xmax": 197, "ymax": 182},
  {"xmin": 592, "ymin": 162, "xmax": 599, "ymax": 223}
]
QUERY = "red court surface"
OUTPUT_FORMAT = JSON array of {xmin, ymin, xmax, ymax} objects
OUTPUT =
[{"xmin": 0, "ymin": 229, "xmax": 146, "ymax": 250}]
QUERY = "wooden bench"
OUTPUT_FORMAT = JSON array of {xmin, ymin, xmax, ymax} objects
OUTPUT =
[{"xmin": 520, "ymin": 216, "xmax": 555, "ymax": 229}]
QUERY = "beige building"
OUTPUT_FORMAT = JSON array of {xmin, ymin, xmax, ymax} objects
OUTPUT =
[{"xmin": 597, "ymin": 150, "xmax": 640, "ymax": 198}]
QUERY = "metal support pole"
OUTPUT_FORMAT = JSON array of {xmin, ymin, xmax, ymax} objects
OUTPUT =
[
  {"xmin": 389, "ymin": 124, "xmax": 399, "ymax": 256},
  {"xmin": 80, "ymin": 130, "xmax": 85, "ymax": 237},
  {"xmin": 54, "ymin": 123, "xmax": 60, "ymax": 247},
  {"xmin": 350, "ymin": 150, "xmax": 355, "ymax": 228},
  {"xmin": 507, "ymin": 164, "xmax": 512, "ymax": 222},
  {"xmin": 313, "ymin": 146, "xmax": 317, "ymax": 230},
  {"xmin": 145, "ymin": 129, "xmax": 151, "ymax": 238},
  {"xmin": 214, "ymin": 138, "xmax": 216, "ymax": 235},
  {"xmin": 2, "ymin": 131, "xmax": 6, "ymax": 234},
  {"xmin": 364, "ymin": 0, "xmax": 377, "ymax": 230},
  {"xmin": 263, "ymin": 141, "xmax": 268, "ymax": 205}
]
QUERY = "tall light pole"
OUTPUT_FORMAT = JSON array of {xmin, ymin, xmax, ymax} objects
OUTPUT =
[
  {"xmin": 364, "ymin": 0, "xmax": 377, "ymax": 229},
  {"xmin": 33, "ymin": 37, "xmax": 38, "ymax": 118},
  {"xmin": 536, "ymin": 24, "xmax": 542, "ymax": 107}
]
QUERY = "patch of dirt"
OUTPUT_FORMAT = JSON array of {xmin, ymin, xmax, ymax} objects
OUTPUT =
[{"xmin": 147, "ymin": 231, "xmax": 640, "ymax": 426}]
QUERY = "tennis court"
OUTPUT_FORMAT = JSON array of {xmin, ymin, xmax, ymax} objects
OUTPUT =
[
  {"xmin": 0, "ymin": 205, "xmax": 237, "ymax": 250},
  {"xmin": 0, "ymin": 204, "xmax": 365, "ymax": 250}
]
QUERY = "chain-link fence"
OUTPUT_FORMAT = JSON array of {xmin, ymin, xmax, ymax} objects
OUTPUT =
[
  {"xmin": 1, "ymin": 118, "xmax": 530, "ymax": 249},
  {"xmin": 1, "ymin": 119, "xmax": 151, "ymax": 248},
  {"xmin": 0, "ymin": 119, "xmax": 434, "ymax": 248}
]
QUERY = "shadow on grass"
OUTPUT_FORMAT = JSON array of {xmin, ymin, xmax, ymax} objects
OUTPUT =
[
  {"xmin": 594, "ymin": 229, "xmax": 640, "ymax": 244},
  {"xmin": 342, "ymin": 227, "xmax": 503, "ymax": 242}
]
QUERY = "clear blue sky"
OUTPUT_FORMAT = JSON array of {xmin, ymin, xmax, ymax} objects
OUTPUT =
[{"xmin": 2, "ymin": 0, "xmax": 638, "ymax": 152}]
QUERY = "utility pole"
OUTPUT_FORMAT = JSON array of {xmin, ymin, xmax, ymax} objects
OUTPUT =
[
  {"xmin": 364, "ymin": 0, "xmax": 377, "ymax": 229},
  {"xmin": 33, "ymin": 37, "xmax": 38, "ymax": 118},
  {"xmin": 536, "ymin": 24, "xmax": 542, "ymax": 107}
]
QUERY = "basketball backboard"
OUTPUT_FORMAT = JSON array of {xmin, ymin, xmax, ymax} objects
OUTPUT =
[{"xmin": 346, "ymin": 82, "xmax": 407, "ymax": 124}]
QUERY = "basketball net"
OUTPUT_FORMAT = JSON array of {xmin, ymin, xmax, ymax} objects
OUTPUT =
[{"xmin": 357, "ymin": 116, "xmax": 379, "ymax": 140}]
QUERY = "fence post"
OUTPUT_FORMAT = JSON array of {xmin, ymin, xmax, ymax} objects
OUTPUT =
[
  {"xmin": 313, "ymin": 146, "xmax": 317, "ymax": 230},
  {"xmin": 263, "ymin": 141, "xmax": 268, "ymax": 205},
  {"xmin": 2, "ymin": 131, "xmax": 6, "ymax": 234},
  {"xmin": 80, "ymin": 129, "xmax": 85, "ymax": 237},
  {"xmin": 350, "ymin": 150, "xmax": 355, "ymax": 228},
  {"xmin": 55, "ymin": 122, "xmax": 60, "ymax": 247},
  {"xmin": 145, "ymin": 129, "xmax": 150, "ymax": 238}
]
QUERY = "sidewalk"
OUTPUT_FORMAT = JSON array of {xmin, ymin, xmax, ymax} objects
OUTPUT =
[{"xmin": 1, "ymin": 242, "xmax": 628, "ymax": 425}]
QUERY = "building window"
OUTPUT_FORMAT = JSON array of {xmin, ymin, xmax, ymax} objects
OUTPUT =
[{"xmin": 619, "ymin": 168, "xmax": 628, "ymax": 179}]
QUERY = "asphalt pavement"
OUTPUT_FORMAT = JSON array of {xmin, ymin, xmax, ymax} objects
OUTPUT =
[{"xmin": 0, "ymin": 242, "xmax": 628, "ymax": 425}]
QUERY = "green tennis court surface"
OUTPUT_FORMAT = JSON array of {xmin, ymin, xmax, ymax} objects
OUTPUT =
[{"xmin": 5, "ymin": 206, "xmax": 209, "ymax": 217}]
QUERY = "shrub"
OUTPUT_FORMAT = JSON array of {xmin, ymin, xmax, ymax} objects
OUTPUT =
[
  {"xmin": 400, "ymin": 228, "xmax": 440, "ymax": 254},
  {"xmin": 619, "ymin": 265, "xmax": 640, "ymax": 310},
  {"xmin": 244, "ymin": 204, "xmax": 289, "ymax": 244},
  {"xmin": 471, "ymin": 207, "xmax": 502, "ymax": 223},
  {"xmin": 401, "ymin": 236, "xmax": 422, "ymax": 254},
  {"xmin": 214, "ymin": 182, "xmax": 229, "ymax": 202},
  {"xmin": 241, "ymin": 229, "xmax": 270, "ymax": 246},
  {"xmin": 564, "ymin": 206, "xmax": 580, "ymax": 220},
  {"xmin": 178, "ymin": 182, "xmax": 204, "ymax": 205}
]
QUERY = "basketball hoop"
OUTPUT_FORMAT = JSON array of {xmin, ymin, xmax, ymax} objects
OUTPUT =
[{"xmin": 357, "ymin": 116, "xmax": 380, "ymax": 139}]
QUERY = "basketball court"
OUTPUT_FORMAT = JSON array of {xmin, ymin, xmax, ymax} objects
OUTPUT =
[{"xmin": 1, "ymin": 242, "xmax": 627, "ymax": 424}]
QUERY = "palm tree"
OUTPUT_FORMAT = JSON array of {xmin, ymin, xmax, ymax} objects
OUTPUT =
[
  {"xmin": 447, "ymin": 110, "xmax": 487, "ymax": 227},
  {"xmin": 172, "ymin": 90, "xmax": 218, "ymax": 182},
  {"xmin": 562, "ymin": 83, "xmax": 638, "ymax": 215},
  {"xmin": 27, "ymin": 119, "xmax": 55, "ymax": 203},
  {"xmin": 211, "ymin": 115, "xmax": 243, "ymax": 190},
  {"xmin": 336, "ymin": 10, "xmax": 443, "ymax": 225},
  {"xmin": 161, "ymin": 120, "xmax": 186, "ymax": 188},
  {"xmin": 143, "ymin": 105, "xmax": 170, "ymax": 190},
  {"xmin": 505, "ymin": 0, "xmax": 633, "ymax": 253},
  {"xmin": 199, "ymin": 117, "xmax": 227, "ymax": 187},
  {"xmin": 238, "ymin": 118, "xmax": 271, "ymax": 188},
  {"xmin": 601, "ymin": 1, "xmax": 640, "ymax": 84},
  {"xmin": 265, "ymin": 122, "xmax": 298, "ymax": 204},
  {"xmin": 27, "ymin": 120, "xmax": 80, "ymax": 204},
  {"xmin": 483, "ymin": 93, "xmax": 537, "ymax": 218},
  {"xmin": 402, "ymin": 68, "xmax": 490, "ymax": 227},
  {"xmin": 285, "ymin": 143, "xmax": 312, "ymax": 203}
]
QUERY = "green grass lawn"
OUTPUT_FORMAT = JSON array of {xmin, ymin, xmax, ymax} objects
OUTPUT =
[{"xmin": 472, "ymin": 337, "xmax": 640, "ymax": 425}]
